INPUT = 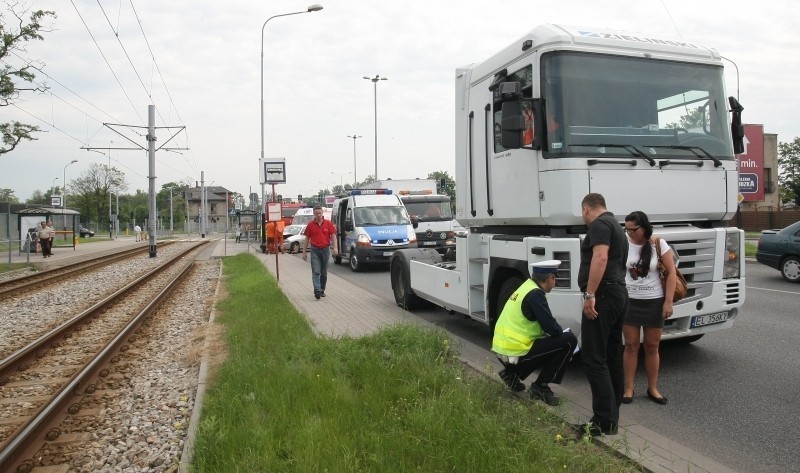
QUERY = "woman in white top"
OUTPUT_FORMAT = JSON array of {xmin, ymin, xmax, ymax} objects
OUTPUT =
[{"xmin": 622, "ymin": 211, "xmax": 676, "ymax": 405}]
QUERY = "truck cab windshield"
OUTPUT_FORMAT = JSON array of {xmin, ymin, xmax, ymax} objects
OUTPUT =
[
  {"xmin": 404, "ymin": 200, "xmax": 453, "ymax": 222},
  {"xmin": 541, "ymin": 51, "xmax": 734, "ymax": 160}
]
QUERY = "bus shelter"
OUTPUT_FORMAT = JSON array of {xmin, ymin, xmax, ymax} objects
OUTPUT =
[{"xmin": 17, "ymin": 207, "xmax": 81, "ymax": 253}]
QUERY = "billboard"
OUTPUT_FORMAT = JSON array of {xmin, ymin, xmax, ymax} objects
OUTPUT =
[{"xmin": 737, "ymin": 124, "xmax": 764, "ymax": 202}]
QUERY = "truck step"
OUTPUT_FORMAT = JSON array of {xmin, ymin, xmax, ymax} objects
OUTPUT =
[
  {"xmin": 470, "ymin": 284, "xmax": 484, "ymax": 291},
  {"xmin": 470, "ymin": 311, "xmax": 486, "ymax": 318},
  {"xmin": 469, "ymin": 257, "xmax": 488, "ymax": 264}
]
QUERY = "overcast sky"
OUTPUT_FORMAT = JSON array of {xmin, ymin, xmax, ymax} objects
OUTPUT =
[{"xmin": 3, "ymin": 0, "xmax": 798, "ymax": 204}]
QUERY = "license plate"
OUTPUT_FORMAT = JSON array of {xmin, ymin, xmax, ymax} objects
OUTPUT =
[
  {"xmin": 422, "ymin": 241, "xmax": 437, "ymax": 246},
  {"xmin": 383, "ymin": 251, "xmax": 395, "ymax": 257},
  {"xmin": 691, "ymin": 311, "xmax": 729, "ymax": 328}
]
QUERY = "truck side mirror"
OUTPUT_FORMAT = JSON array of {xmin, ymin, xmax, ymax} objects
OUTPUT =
[
  {"xmin": 728, "ymin": 96, "xmax": 745, "ymax": 155},
  {"xmin": 410, "ymin": 215, "xmax": 419, "ymax": 229},
  {"xmin": 344, "ymin": 220, "xmax": 353, "ymax": 232}
]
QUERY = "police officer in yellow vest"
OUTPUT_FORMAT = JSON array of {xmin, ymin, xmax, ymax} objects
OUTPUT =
[{"xmin": 492, "ymin": 260, "xmax": 578, "ymax": 405}]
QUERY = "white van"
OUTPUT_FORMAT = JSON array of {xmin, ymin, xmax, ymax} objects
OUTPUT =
[
  {"xmin": 291, "ymin": 207, "xmax": 331, "ymax": 226},
  {"xmin": 331, "ymin": 190, "xmax": 417, "ymax": 271}
]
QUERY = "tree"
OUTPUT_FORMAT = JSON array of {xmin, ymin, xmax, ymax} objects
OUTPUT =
[
  {"xmin": 0, "ymin": 187, "xmax": 18, "ymax": 202},
  {"xmin": 0, "ymin": 3, "xmax": 55, "ymax": 155},
  {"xmin": 427, "ymin": 170, "xmax": 456, "ymax": 209},
  {"xmin": 69, "ymin": 163, "xmax": 128, "ymax": 224},
  {"xmin": 778, "ymin": 137, "xmax": 800, "ymax": 205}
]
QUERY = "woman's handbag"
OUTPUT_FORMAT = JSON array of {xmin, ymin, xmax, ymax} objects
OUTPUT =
[
  {"xmin": 35, "ymin": 241, "xmax": 42, "ymax": 253},
  {"xmin": 656, "ymin": 238, "xmax": 688, "ymax": 302}
]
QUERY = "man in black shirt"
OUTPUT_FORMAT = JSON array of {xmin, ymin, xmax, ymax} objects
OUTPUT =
[{"xmin": 575, "ymin": 193, "xmax": 629, "ymax": 438}]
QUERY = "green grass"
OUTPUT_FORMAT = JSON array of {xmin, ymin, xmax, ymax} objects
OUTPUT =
[
  {"xmin": 745, "ymin": 242, "xmax": 757, "ymax": 257},
  {"xmin": 190, "ymin": 254, "xmax": 637, "ymax": 473}
]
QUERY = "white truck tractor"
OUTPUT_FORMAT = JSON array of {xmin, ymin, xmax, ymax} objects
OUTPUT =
[
  {"xmin": 364, "ymin": 179, "xmax": 458, "ymax": 259},
  {"xmin": 390, "ymin": 24, "xmax": 746, "ymax": 344}
]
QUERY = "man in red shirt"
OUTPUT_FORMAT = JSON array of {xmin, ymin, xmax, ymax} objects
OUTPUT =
[{"xmin": 302, "ymin": 206, "xmax": 339, "ymax": 299}]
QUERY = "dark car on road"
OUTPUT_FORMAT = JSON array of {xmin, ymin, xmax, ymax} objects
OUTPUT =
[
  {"xmin": 756, "ymin": 220, "xmax": 800, "ymax": 282},
  {"xmin": 79, "ymin": 226, "xmax": 95, "ymax": 238}
]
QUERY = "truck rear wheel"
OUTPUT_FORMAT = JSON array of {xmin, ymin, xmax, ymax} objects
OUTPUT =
[{"xmin": 390, "ymin": 253, "xmax": 423, "ymax": 311}]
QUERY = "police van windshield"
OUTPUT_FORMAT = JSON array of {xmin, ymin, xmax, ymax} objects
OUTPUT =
[
  {"xmin": 354, "ymin": 207, "xmax": 410, "ymax": 226},
  {"xmin": 541, "ymin": 52, "xmax": 734, "ymax": 160}
]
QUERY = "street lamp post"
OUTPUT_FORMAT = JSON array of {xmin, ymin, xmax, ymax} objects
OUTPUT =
[
  {"xmin": 260, "ymin": 4, "xmax": 323, "ymax": 164},
  {"xmin": 347, "ymin": 134, "xmax": 362, "ymax": 186},
  {"xmin": 51, "ymin": 177, "xmax": 59, "ymax": 194},
  {"xmin": 63, "ymin": 159, "xmax": 78, "ymax": 207},
  {"xmin": 260, "ymin": 4, "xmax": 322, "ymax": 254},
  {"xmin": 363, "ymin": 75, "xmax": 387, "ymax": 181}
]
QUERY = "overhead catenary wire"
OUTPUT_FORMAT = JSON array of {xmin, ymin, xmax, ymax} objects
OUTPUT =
[
  {"xmin": 127, "ymin": 0, "xmax": 200, "ymax": 177},
  {"xmin": 69, "ymin": 0, "xmax": 144, "ymax": 124}
]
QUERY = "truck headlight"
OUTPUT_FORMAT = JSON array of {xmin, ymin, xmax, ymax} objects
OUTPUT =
[{"xmin": 723, "ymin": 231, "xmax": 741, "ymax": 278}]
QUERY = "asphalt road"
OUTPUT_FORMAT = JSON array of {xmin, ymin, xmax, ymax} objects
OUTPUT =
[{"xmin": 328, "ymin": 259, "xmax": 800, "ymax": 473}]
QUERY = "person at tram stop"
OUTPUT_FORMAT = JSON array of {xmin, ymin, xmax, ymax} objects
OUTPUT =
[
  {"xmin": 37, "ymin": 221, "xmax": 54, "ymax": 258},
  {"xmin": 491, "ymin": 260, "xmax": 578, "ymax": 406},
  {"xmin": 235, "ymin": 224, "xmax": 242, "ymax": 243},
  {"xmin": 134, "ymin": 224, "xmax": 142, "ymax": 242},
  {"xmin": 275, "ymin": 219, "xmax": 285, "ymax": 254}
]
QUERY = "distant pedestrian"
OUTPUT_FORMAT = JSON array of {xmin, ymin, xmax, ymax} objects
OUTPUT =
[
  {"xmin": 302, "ymin": 206, "xmax": 339, "ymax": 300},
  {"xmin": 622, "ymin": 211, "xmax": 675, "ymax": 406},
  {"xmin": 235, "ymin": 224, "xmax": 242, "ymax": 243},
  {"xmin": 37, "ymin": 221, "xmax": 55, "ymax": 258},
  {"xmin": 492, "ymin": 260, "xmax": 578, "ymax": 405},
  {"xmin": 134, "ymin": 225, "xmax": 142, "ymax": 242},
  {"xmin": 574, "ymin": 193, "xmax": 629, "ymax": 439}
]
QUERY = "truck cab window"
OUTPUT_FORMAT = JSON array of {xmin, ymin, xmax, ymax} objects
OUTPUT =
[{"xmin": 493, "ymin": 65, "xmax": 534, "ymax": 153}]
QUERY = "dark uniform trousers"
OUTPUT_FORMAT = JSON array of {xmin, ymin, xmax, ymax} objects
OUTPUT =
[
  {"xmin": 507, "ymin": 331, "xmax": 578, "ymax": 385},
  {"xmin": 580, "ymin": 283, "xmax": 628, "ymax": 430}
]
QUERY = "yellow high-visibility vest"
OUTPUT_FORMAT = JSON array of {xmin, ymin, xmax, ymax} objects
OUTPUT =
[{"xmin": 492, "ymin": 279, "xmax": 545, "ymax": 356}]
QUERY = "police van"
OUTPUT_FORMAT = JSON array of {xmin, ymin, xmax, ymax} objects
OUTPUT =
[{"xmin": 331, "ymin": 189, "xmax": 417, "ymax": 271}]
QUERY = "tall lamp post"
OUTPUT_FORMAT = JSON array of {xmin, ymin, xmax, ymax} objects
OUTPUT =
[
  {"xmin": 347, "ymin": 134, "xmax": 362, "ymax": 187},
  {"xmin": 63, "ymin": 159, "xmax": 77, "ymax": 207},
  {"xmin": 363, "ymin": 74, "xmax": 388, "ymax": 181},
  {"xmin": 51, "ymin": 177, "xmax": 59, "ymax": 194},
  {"xmin": 260, "ymin": 3, "xmax": 323, "ymax": 253}
]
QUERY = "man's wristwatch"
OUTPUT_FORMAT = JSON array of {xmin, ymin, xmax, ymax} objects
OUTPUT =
[{"xmin": 582, "ymin": 292, "xmax": 595, "ymax": 300}]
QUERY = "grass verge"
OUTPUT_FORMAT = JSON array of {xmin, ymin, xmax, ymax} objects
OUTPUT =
[{"xmin": 190, "ymin": 254, "xmax": 638, "ymax": 472}]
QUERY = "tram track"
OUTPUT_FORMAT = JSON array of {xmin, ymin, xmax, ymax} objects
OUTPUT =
[
  {"xmin": 0, "ymin": 240, "xmax": 209, "ymax": 472},
  {"xmin": 0, "ymin": 241, "xmax": 175, "ymax": 301}
]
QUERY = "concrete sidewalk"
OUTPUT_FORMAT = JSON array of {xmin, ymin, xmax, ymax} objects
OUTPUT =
[{"xmin": 211, "ymin": 239, "xmax": 739, "ymax": 473}]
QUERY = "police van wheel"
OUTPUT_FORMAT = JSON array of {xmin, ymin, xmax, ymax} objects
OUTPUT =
[
  {"xmin": 349, "ymin": 248, "xmax": 362, "ymax": 272},
  {"xmin": 391, "ymin": 255, "xmax": 422, "ymax": 311},
  {"xmin": 494, "ymin": 276, "xmax": 524, "ymax": 330}
]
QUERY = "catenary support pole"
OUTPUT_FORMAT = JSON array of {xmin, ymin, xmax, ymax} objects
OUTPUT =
[{"xmin": 147, "ymin": 105, "xmax": 157, "ymax": 257}]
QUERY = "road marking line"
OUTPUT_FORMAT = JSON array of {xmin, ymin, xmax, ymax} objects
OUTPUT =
[{"xmin": 747, "ymin": 285, "xmax": 800, "ymax": 295}]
